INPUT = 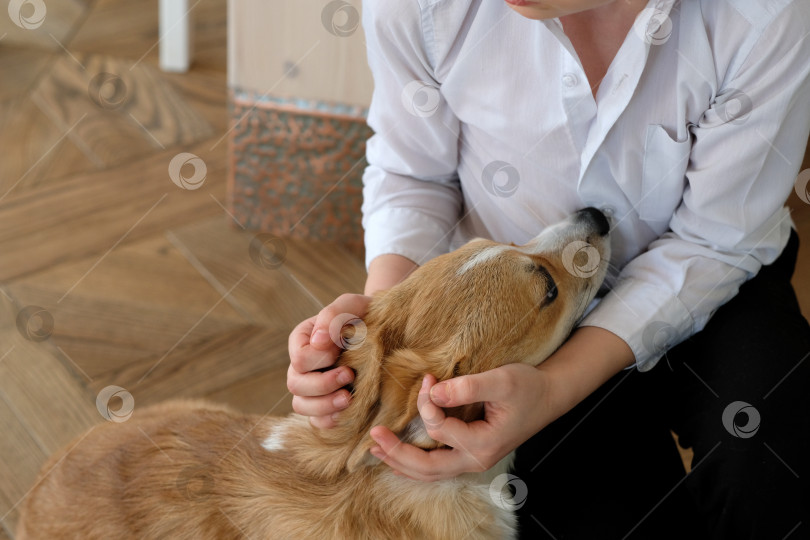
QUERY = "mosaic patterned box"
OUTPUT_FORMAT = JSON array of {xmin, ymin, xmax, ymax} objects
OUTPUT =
[{"xmin": 227, "ymin": 90, "xmax": 371, "ymax": 257}]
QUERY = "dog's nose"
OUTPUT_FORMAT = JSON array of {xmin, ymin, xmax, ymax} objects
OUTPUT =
[{"xmin": 578, "ymin": 207, "xmax": 610, "ymax": 237}]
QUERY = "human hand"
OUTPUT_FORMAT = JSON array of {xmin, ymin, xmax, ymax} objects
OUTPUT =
[
  {"xmin": 368, "ymin": 363, "xmax": 560, "ymax": 481},
  {"xmin": 287, "ymin": 293, "xmax": 372, "ymax": 429}
]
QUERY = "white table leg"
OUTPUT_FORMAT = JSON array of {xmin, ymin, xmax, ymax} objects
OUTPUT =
[{"xmin": 159, "ymin": 0, "xmax": 194, "ymax": 72}]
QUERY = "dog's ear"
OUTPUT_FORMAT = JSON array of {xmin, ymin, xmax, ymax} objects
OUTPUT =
[{"xmin": 345, "ymin": 348, "xmax": 459, "ymax": 472}]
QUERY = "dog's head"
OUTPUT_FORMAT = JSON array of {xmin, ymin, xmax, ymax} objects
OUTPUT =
[{"xmin": 326, "ymin": 208, "xmax": 611, "ymax": 472}]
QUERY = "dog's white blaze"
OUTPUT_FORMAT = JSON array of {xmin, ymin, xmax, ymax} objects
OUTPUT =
[
  {"xmin": 457, "ymin": 245, "xmax": 508, "ymax": 275},
  {"xmin": 457, "ymin": 245, "xmax": 533, "ymax": 275},
  {"xmin": 261, "ymin": 423, "xmax": 287, "ymax": 452}
]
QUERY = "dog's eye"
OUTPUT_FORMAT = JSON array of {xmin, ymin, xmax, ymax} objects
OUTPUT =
[
  {"xmin": 545, "ymin": 283, "xmax": 558, "ymax": 304},
  {"xmin": 533, "ymin": 264, "xmax": 558, "ymax": 306}
]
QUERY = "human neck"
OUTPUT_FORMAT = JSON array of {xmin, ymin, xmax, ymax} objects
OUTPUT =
[{"xmin": 559, "ymin": 1, "xmax": 648, "ymax": 97}]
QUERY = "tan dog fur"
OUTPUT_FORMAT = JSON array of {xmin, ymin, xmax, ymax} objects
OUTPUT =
[{"xmin": 17, "ymin": 209, "xmax": 610, "ymax": 540}]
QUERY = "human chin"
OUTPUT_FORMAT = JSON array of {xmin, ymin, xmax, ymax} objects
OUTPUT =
[
  {"xmin": 504, "ymin": 0, "xmax": 611, "ymax": 19},
  {"xmin": 504, "ymin": 0, "xmax": 564, "ymax": 19}
]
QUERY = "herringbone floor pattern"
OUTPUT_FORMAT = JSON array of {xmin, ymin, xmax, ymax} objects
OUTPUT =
[{"xmin": 0, "ymin": 1, "xmax": 364, "ymax": 535}]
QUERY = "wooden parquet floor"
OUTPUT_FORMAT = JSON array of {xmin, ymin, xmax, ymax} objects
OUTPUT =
[
  {"xmin": 0, "ymin": 1, "xmax": 365, "ymax": 536},
  {"xmin": 0, "ymin": 1, "xmax": 808, "ymax": 538}
]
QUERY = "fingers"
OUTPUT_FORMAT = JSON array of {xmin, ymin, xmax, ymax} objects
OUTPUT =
[
  {"xmin": 291, "ymin": 388, "xmax": 351, "ymax": 415},
  {"xmin": 429, "ymin": 368, "xmax": 514, "ymax": 407},
  {"xmin": 312, "ymin": 294, "xmax": 372, "ymax": 350},
  {"xmin": 286, "ymin": 294, "xmax": 372, "ymax": 429},
  {"xmin": 287, "ymin": 363, "xmax": 354, "ymax": 420},
  {"xmin": 368, "ymin": 375, "xmax": 497, "ymax": 481},
  {"xmin": 288, "ymin": 292, "xmax": 371, "ymax": 374},
  {"xmin": 309, "ymin": 414, "xmax": 340, "ymax": 430},
  {"xmin": 416, "ymin": 374, "xmax": 446, "ymax": 431},
  {"xmin": 286, "ymin": 362, "xmax": 354, "ymax": 397},
  {"xmin": 417, "ymin": 375, "xmax": 484, "ymax": 450},
  {"xmin": 288, "ymin": 316, "xmax": 340, "ymax": 373},
  {"xmin": 298, "ymin": 389, "xmax": 355, "ymax": 429},
  {"xmin": 369, "ymin": 426, "xmax": 470, "ymax": 482}
]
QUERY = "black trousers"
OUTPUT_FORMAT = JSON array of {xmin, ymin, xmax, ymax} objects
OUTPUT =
[{"xmin": 514, "ymin": 230, "xmax": 810, "ymax": 540}]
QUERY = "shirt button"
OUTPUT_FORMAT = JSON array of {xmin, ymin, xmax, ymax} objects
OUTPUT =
[{"xmin": 562, "ymin": 73, "xmax": 579, "ymax": 87}]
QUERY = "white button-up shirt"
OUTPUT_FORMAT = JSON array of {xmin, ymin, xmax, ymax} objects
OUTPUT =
[{"xmin": 360, "ymin": 0, "xmax": 810, "ymax": 369}]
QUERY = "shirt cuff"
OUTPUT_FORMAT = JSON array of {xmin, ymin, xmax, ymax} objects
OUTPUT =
[
  {"xmin": 579, "ymin": 279, "xmax": 695, "ymax": 372},
  {"xmin": 363, "ymin": 207, "xmax": 452, "ymax": 269}
]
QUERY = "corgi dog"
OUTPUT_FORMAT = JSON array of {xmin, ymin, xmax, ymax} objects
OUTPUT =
[{"xmin": 17, "ymin": 208, "xmax": 611, "ymax": 540}]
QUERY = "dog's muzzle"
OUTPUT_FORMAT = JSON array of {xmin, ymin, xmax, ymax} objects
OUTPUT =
[{"xmin": 577, "ymin": 207, "xmax": 611, "ymax": 237}]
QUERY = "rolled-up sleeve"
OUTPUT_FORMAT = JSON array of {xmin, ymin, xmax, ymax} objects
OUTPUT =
[
  {"xmin": 581, "ymin": 7, "xmax": 810, "ymax": 370},
  {"xmin": 361, "ymin": 0, "xmax": 463, "ymax": 269}
]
